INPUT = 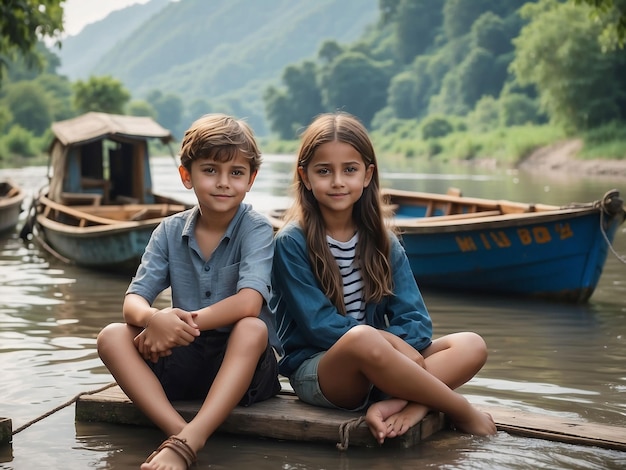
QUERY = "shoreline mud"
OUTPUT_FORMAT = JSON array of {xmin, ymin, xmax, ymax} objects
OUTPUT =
[{"xmin": 516, "ymin": 139, "xmax": 626, "ymax": 178}]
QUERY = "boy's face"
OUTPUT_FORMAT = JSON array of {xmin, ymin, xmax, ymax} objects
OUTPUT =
[{"xmin": 179, "ymin": 151, "xmax": 257, "ymax": 216}]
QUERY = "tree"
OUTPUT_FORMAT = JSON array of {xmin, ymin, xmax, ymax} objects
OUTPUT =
[
  {"xmin": 498, "ymin": 93, "xmax": 542, "ymax": 126},
  {"xmin": 2, "ymin": 81, "xmax": 53, "ymax": 135},
  {"xmin": 573, "ymin": 0, "xmax": 626, "ymax": 47},
  {"xmin": 148, "ymin": 92, "xmax": 183, "ymax": 137},
  {"xmin": 457, "ymin": 48, "xmax": 500, "ymax": 108},
  {"xmin": 35, "ymin": 73, "xmax": 73, "ymax": 121},
  {"xmin": 281, "ymin": 62, "xmax": 325, "ymax": 129},
  {"xmin": 471, "ymin": 12, "xmax": 511, "ymax": 56},
  {"xmin": 320, "ymin": 52, "xmax": 390, "ymax": 128},
  {"xmin": 263, "ymin": 61, "xmax": 325, "ymax": 139},
  {"xmin": 511, "ymin": 0, "xmax": 625, "ymax": 131},
  {"xmin": 443, "ymin": 0, "xmax": 496, "ymax": 40},
  {"xmin": 264, "ymin": 86, "xmax": 298, "ymax": 139},
  {"xmin": 393, "ymin": 0, "xmax": 443, "ymax": 63},
  {"xmin": 73, "ymin": 76, "xmax": 130, "ymax": 115},
  {"xmin": 0, "ymin": 0, "xmax": 64, "ymax": 83},
  {"xmin": 387, "ymin": 72, "xmax": 419, "ymax": 118},
  {"xmin": 318, "ymin": 40, "xmax": 344, "ymax": 64},
  {"xmin": 468, "ymin": 96, "xmax": 500, "ymax": 132},
  {"xmin": 128, "ymin": 100, "xmax": 157, "ymax": 119}
]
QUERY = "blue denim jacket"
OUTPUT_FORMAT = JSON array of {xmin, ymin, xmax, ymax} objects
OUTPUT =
[{"xmin": 271, "ymin": 223, "xmax": 433, "ymax": 377}]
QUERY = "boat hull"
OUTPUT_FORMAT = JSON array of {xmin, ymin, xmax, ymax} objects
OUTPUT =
[
  {"xmin": 35, "ymin": 215, "xmax": 159, "ymax": 272},
  {"xmin": 398, "ymin": 208, "xmax": 621, "ymax": 302},
  {"xmin": 0, "ymin": 181, "xmax": 25, "ymax": 234},
  {"xmin": 27, "ymin": 193, "xmax": 188, "ymax": 272},
  {"xmin": 268, "ymin": 188, "xmax": 625, "ymax": 302}
]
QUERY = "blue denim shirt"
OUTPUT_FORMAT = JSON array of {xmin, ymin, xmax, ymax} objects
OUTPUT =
[
  {"xmin": 127, "ymin": 203, "xmax": 282, "ymax": 353},
  {"xmin": 271, "ymin": 223, "xmax": 432, "ymax": 377}
]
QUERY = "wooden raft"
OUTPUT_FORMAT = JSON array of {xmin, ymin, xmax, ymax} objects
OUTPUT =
[
  {"xmin": 76, "ymin": 386, "xmax": 444, "ymax": 449},
  {"xmin": 75, "ymin": 386, "xmax": 626, "ymax": 451},
  {"xmin": 0, "ymin": 418, "xmax": 11, "ymax": 446}
]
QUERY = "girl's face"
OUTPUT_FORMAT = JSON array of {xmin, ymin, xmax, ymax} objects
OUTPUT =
[{"xmin": 299, "ymin": 140, "xmax": 374, "ymax": 220}]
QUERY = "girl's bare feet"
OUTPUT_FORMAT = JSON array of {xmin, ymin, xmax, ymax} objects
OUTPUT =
[
  {"xmin": 451, "ymin": 406, "xmax": 497, "ymax": 436},
  {"xmin": 383, "ymin": 402, "xmax": 429, "ymax": 439},
  {"xmin": 365, "ymin": 399, "xmax": 428, "ymax": 444}
]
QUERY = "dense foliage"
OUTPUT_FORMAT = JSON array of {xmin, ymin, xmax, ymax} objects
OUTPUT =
[
  {"xmin": 0, "ymin": 0, "xmax": 64, "ymax": 81},
  {"xmin": 264, "ymin": 0, "xmax": 626, "ymax": 141},
  {"xmin": 1, "ymin": 0, "xmax": 625, "ymax": 165}
]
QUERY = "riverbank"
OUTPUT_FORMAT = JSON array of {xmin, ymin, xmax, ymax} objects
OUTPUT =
[{"xmin": 516, "ymin": 139, "xmax": 626, "ymax": 177}]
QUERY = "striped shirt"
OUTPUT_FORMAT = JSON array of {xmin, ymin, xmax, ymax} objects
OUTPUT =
[{"xmin": 327, "ymin": 232, "xmax": 366, "ymax": 323}]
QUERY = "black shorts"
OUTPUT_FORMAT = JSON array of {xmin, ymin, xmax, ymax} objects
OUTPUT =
[{"xmin": 147, "ymin": 330, "xmax": 280, "ymax": 406}]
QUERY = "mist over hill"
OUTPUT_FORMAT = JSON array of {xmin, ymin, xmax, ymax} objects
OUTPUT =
[{"xmin": 55, "ymin": 0, "xmax": 379, "ymax": 135}]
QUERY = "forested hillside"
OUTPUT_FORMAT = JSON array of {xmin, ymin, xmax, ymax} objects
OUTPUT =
[
  {"xmin": 1, "ymin": 0, "xmax": 625, "ymax": 167},
  {"xmin": 57, "ymin": 0, "xmax": 171, "ymax": 80},
  {"xmin": 57, "ymin": 0, "xmax": 379, "ymax": 136}
]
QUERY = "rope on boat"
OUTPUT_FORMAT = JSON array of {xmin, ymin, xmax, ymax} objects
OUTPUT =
[
  {"xmin": 31, "ymin": 229, "xmax": 73, "ymax": 264},
  {"xmin": 599, "ymin": 189, "xmax": 626, "ymax": 265},
  {"xmin": 336, "ymin": 415, "xmax": 366, "ymax": 450},
  {"xmin": 600, "ymin": 209, "xmax": 626, "ymax": 264},
  {"xmin": 11, "ymin": 382, "xmax": 117, "ymax": 436}
]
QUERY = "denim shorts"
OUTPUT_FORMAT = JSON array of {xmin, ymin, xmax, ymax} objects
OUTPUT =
[
  {"xmin": 290, "ymin": 351, "xmax": 376, "ymax": 412},
  {"xmin": 148, "ymin": 330, "xmax": 280, "ymax": 406}
]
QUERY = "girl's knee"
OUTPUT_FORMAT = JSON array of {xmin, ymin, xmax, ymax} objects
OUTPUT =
[
  {"xmin": 339, "ymin": 325, "xmax": 387, "ymax": 362},
  {"xmin": 461, "ymin": 332, "xmax": 488, "ymax": 364}
]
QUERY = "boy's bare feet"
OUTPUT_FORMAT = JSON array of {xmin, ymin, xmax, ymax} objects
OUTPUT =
[
  {"xmin": 141, "ymin": 435, "xmax": 197, "ymax": 470},
  {"xmin": 365, "ymin": 399, "xmax": 428, "ymax": 444}
]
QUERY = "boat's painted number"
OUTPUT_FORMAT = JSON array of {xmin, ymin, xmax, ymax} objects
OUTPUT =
[{"xmin": 455, "ymin": 223, "xmax": 574, "ymax": 251}]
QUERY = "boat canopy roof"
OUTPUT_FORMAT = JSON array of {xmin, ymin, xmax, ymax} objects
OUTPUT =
[{"xmin": 50, "ymin": 112, "xmax": 173, "ymax": 147}]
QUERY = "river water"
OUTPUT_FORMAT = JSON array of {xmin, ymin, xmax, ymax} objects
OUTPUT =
[{"xmin": 0, "ymin": 155, "xmax": 625, "ymax": 469}]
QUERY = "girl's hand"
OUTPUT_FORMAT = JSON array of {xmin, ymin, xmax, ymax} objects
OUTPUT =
[{"xmin": 133, "ymin": 308, "xmax": 200, "ymax": 362}]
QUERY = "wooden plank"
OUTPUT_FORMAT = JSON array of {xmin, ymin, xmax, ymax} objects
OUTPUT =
[
  {"xmin": 0, "ymin": 417, "xmax": 11, "ymax": 446},
  {"xmin": 75, "ymin": 386, "xmax": 626, "ymax": 451},
  {"xmin": 399, "ymin": 210, "xmax": 501, "ymax": 226},
  {"xmin": 478, "ymin": 405, "xmax": 626, "ymax": 451},
  {"xmin": 76, "ymin": 386, "xmax": 444, "ymax": 449},
  {"xmin": 42, "ymin": 196, "xmax": 118, "ymax": 225}
]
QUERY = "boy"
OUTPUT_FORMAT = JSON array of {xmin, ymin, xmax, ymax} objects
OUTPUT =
[{"xmin": 97, "ymin": 114, "xmax": 281, "ymax": 470}]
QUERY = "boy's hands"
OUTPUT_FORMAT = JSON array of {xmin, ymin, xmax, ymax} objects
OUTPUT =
[{"xmin": 133, "ymin": 308, "xmax": 200, "ymax": 363}]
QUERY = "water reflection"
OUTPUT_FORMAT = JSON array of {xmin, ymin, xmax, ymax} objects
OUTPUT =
[{"xmin": 1, "ymin": 158, "xmax": 625, "ymax": 469}]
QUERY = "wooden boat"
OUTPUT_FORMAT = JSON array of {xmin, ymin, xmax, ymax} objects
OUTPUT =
[
  {"xmin": 20, "ymin": 112, "xmax": 190, "ymax": 272},
  {"xmin": 268, "ymin": 188, "xmax": 626, "ymax": 303},
  {"xmin": 0, "ymin": 179, "xmax": 25, "ymax": 234}
]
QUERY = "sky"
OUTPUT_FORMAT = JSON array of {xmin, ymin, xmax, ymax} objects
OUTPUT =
[{"xmin": 62, "ymin": 0, "xmax": 151, "ymax": 36}]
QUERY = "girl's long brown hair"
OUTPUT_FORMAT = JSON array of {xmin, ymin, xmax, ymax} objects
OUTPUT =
[{"xmin": 283, "ymin": 112, "xmax": 394, "ymax": 314}]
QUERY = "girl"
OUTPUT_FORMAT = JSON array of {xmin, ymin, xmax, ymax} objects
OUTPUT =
[{"xmin": 270, "ymin": 112, "xmax": 496, "ymax": 444}]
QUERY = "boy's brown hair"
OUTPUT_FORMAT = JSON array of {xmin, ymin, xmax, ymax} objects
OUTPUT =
[{"xmin": 179, "ymin": 113, "xmax": 262, "ymax": 172}]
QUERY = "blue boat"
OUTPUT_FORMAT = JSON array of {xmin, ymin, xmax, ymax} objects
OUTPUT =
[
  {"xmin": 382, "ymin": 188, "xmax": 625, "ymax": 302},
  {"xmin": 268, "ymin": 188, "xmax": 625, "ymax": 303},
  {"xmin": 21, "ymin": 112, "xmax": 190, "ymax": 272}
]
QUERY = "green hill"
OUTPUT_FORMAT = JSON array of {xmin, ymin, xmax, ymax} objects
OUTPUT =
[{"xmin": 55, "ymin": 0, "xmax": 378, "ymax": 135}]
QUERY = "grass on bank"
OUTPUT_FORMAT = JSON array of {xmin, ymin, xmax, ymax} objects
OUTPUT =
[{"xmin": 261, "ymin": 121, "xmax": 626, "ymax": 167}]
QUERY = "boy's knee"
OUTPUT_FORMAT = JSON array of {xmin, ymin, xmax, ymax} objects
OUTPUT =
[
  {"xmin": 96, "ymin": 323, "xmax": 126, "ymax": 353},
  {"xmin": 233, "ymin": 316, "xmax": 268, "ymax": 344}
]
